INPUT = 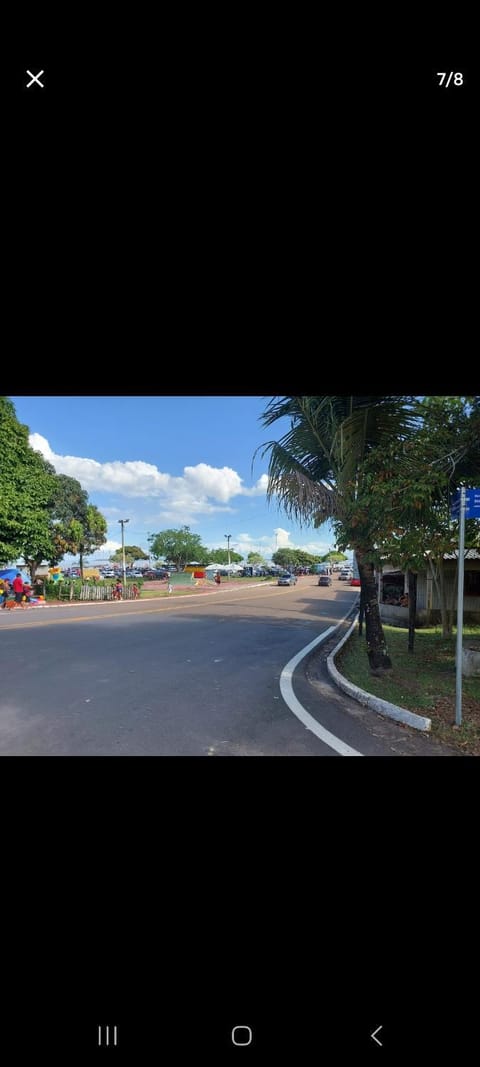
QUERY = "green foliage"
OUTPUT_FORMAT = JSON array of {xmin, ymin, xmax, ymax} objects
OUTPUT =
[
  {"xmin": 0, "ymin": 397, "xmax": 59, "ymax": 573},
  {"xmin": 77, "ymin": 505, "xmax": 108, "ymax": 577},
  {"xmin": 148, "ymin": 526, "xmax": 209, "ymax": 570},
  {"xmin": 258, "ymin": 396, "xmax": 421, "ymax": 671},
  {"xmin": 354, "ymin": 396, "xmax": 480, "ymax": 636},
  {"xmin": 50, "ymin": 475, "xmax": 89, "ymax": 561},
  {"xmin": 272, "ymin": 548, "xmax": 298, "ymax": 569},
  {"xmin": 110, "ymin": 545, "xmax": 149, "ymax": 566},
  {"xmin": 246, "ymin": 552, "xmax": 265, "ymax": 565},
  {"xmin": 0, "ymin": 401, "xmax": 109, "ymax": 582},
  {"xmin": 207, "ymin": 548, "xmax": 244, "ymax": 565},
  {"xmin": 272, "ymin": 547, "xmax": 322, "ymax": 569}
]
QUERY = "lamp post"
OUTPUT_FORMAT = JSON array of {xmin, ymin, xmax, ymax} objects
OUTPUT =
[
  {"xmin": 118, "ymin": 519, "xmax": 129, "ymax": 588},
  {"xmin": 224, "ymin": 533, "xmax": 232, "ymax": 567}
]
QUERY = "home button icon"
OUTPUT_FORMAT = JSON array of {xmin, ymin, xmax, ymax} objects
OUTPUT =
[{"xmin": 232, "ymin": 1025, "xmax": 253, "ymax": 1046}]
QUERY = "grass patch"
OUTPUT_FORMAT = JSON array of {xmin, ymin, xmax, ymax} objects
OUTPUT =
[{"xmin": 336, "ymin": 625, "xmax": 480, "ymax": 756}]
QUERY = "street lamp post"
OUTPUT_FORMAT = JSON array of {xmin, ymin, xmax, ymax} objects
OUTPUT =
[
  {"xmin": 224, "ymin": 533, "xmax": 232, "ymax": 567},
  {"xmin": 118, "ymin": 519, "xmax": 130, "ymax": 589}
]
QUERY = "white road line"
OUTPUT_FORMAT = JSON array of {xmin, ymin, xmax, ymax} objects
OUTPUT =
[{"xmin": 279, "ymin": 616, "xmax": 363, "ymax": 757}]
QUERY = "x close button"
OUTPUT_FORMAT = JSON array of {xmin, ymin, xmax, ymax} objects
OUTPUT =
[{"xmin": 26, "ymin": 70, "xmax": 45, "ymax": 88}]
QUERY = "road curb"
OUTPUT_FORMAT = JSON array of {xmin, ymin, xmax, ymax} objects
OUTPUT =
[
  {"xmin": 279, "ymin": 604, "xmax": 364, "ymax": 756},
  {"xmin": 326, "ymin": 616, "xmax": 432, "ymax": 732}
]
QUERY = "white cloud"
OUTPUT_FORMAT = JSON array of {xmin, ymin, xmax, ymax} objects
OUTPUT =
[
  {"xmin": 273, "ymin": 527, "xmax": 292, "ymax": 548},
  {"xmin": 222, "ymin": 527, "xmax": 333, "ymax": 560},
  {"xmin": 242, "ymin": 473, "xmax": 269, "ymax": 496},
  {"xmin": 28, "ymin": 434, "xmax": 268, "ymax": 524},
  {"xmin": 101, "ymin": 539, "xmax": 122, "ymax": 553}
]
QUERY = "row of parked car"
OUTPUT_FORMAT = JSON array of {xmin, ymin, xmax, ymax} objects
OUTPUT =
[
  {"xmin": 276, "ymin": 570, "xmax": 361, "ymax": 588},
  {"xmin": 318, "ymin": 569, "xmax": 360, "ymax": 587}
]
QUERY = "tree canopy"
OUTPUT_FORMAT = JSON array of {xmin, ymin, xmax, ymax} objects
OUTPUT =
[
  {"xmin": 246, "ymin": 552, "xmax": 266, "ymax": 565},
  {"xmin": 77, "ymin": 505, "xmax": 108, "ymax": 577},
  {"xmin": 0, "ymin": 398, "xmax": 108, "ymax": 580},
  {"xmin": 259, "ymin": 396, "xmax": 419, "ymax": 671},
  {"xmin": 259, "ymin": 395, "xmax": 480, "ymax": 667},
  {"xmin": 0, "ymin": 396, "xmax": 58, "ymax": 566},
  {"xmin": 110, "ymin": 545, "xmax": 149, "ymax": 567},
  {"xmin": 207, "ymin": 548, "xmax": 243, "ymax": 565},
  {"xmin": 148, "ymin": 526, "xmax": 209, "ymax": 570}
]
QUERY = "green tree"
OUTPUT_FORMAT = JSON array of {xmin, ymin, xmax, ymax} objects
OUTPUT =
[
  {"xmin": 77, "ymin": 505, "xmax": 108, "ymax": 578},
  {"xmin": 148, "ymin": 526, "xmax": 209, "ymax": 571},
  {"xmin": 258, "ymin": 396, "xmax": 418, "ymax": 672},
  {"xmin": 110, "ymin": 545, "xmax": 149, "ymax": 568},
  {"xmin": 272, "ymin": 548, "xmax": 298, "ymax": 569},
  {"xmin": 49, "ymin": 474, "xmax": 89, "ymax": 563},
  {"xmin": 321, "ymin": 550, "xmax": 347, "ymax": 563},
  {"xmin": 247, "ymin": 551, "xmax": 265, "ymax": 565},
  {"xmin": 0, "ymin": 397, "xmax": 58, "ymax": 575},
  {"xmin": 296, "ymin": 550, "xmax": 321, "ymax": 567},
  {"xmin": 20, "ymin": 457, "xmax": 61, "ymax": 582},
  {"xmin": 363, "ymin": 396, "xmax": 480, "ymax": 639},
  {"xmin": 207, "ymin": 548, "xmax": 244, "ymax": 565}
]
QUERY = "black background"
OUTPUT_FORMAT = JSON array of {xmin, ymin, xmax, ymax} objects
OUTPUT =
[{"xmin": 3, "ymin": 11, "xmax": 477, "ymax": 1062}]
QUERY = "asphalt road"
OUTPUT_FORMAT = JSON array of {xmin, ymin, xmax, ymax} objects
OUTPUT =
[{"xmin": 0, "ymin": 578, "xmax": 441, "ymax": 756}]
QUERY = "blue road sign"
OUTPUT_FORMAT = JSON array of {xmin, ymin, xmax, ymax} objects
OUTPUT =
[{"xmin": 451, "ymin": 488, "xmax": 480, "ymax": 518}]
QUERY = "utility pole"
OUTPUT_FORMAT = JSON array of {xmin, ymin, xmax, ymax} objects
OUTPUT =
[
  {"xmin": 455, "ymin": 487, "xmax": 466, "ymax": 726},
  {"xmin": 118, "ymin": 518, "xmax": 130, "ymax": 590},
  {"xmin": 224, "ymin": 533, "xmax": 232, "ymax": 567}
]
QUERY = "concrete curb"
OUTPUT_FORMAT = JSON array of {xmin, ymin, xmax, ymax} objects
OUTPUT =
[
  {"xmin": 327, "ymin": 615, "xmax": 432, "ymax": 732},
  {"xmin": 279, "ymin": 604, "xmax": 364, "ymax": 756}
]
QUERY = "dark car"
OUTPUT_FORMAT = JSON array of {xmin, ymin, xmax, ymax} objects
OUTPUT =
[{"xmin": 317, "ymin": 575, "xmax": 332, "ymax": 587}]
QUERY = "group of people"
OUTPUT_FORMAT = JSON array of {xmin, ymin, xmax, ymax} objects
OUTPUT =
[
  {"xmin": 383, "ymin": 590, "xmax": 409, "ymax": 607},
  {"xmin": 0, "ymin": 573, "xmax": 33, "ymax": 609}
]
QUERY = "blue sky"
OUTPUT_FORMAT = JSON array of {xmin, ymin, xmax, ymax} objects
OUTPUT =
[{"xmin": 11, "ymin": 396, "xmax": 341, "ymax": 564}]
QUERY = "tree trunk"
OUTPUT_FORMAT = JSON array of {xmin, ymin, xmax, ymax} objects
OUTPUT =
[
  {"xmin": 407, "ymin": 570, "xmax": 417, "ymax": 653},
  {"xmin": 79, "ymin": 551, "xmax": 84, "ymax": 580},
  {"xmin": 23, "ymin": 557, "xmax": 39, "ymax": 583},
  {"xmin": 356, "ymin": 548, "xmax": 392, "ymax": 673},
  {"xmin": 358, "ymin": 583, "xmax": 365, "ymax": 637}
]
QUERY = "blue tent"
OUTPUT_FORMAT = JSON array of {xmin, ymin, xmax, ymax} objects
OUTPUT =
[{"xmin": 0, "ymin": 568, "xmax": 19, "ymax": 582}]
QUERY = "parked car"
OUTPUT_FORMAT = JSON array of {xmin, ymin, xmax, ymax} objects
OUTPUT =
[
  {"xmin": 338, "ymin": 568, "xmax": 353, "ymax": 580},
  {"xmin": 278, "ymin": 573, "xmax": 297, "ymax": 586},
  {"xmin": 350, "ymin": 577, "xmax": 361, "ymax": 587},
  {"xmin": 318, "ymin": 575, "xmax": 332, "ymax": 587}
]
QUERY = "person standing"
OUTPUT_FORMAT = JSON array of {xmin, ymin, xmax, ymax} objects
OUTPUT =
[
  {"xmin": 1, "ymin": 578, "xmax": 11, "ymax": 607},
  {"xmin": 13, "ymin": 572, "xmax": 26, "ymax": 608}
]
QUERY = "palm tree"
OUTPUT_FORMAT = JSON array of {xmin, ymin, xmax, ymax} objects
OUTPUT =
[{"xmin": 257, "ymin": 396, "xmax": 417, "ymax": 672}]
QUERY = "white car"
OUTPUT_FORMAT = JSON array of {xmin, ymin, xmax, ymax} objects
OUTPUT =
[{"xmin": 338, "ymin": 569, "xmax": 353, "ymax": 580}]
